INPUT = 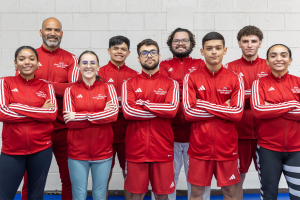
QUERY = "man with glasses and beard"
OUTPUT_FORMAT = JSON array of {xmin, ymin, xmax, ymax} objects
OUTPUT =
[
  {"xmin": 122, "ymin": 39, "xmax": 179, "ymax": 200},
  {"xmin": 17, "ymin": 17, "xmax": 80, "ymax": 200},
  {"xmin": 159, "ymin": 28, "xmax": 210, "ymax": 200}
]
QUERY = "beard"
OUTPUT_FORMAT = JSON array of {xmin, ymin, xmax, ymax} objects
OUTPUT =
[
  {"xmin": 42, "ymin": 33, "xmax": 61, "ymax": 47},
  {"xmin": 170, "ymin": 45, "xmax": 193, "ymax": 58},
  {"xmin": 141, "ymin": 59, "xmax": 159, "ymax": 71}
]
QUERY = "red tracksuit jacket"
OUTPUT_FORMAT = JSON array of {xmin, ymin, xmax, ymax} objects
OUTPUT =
[
  {"xmin": 63, "ymin": 81, "xmax": 119, "ymax": 160},
  {"xmin": 0, "ymin": 75, "xmax": 57, "ymax": 155},
  {"xmin": 121, "ymin": 71, "xmax": 179, "ymax": 162},
  {"xmin": 16, "ymin": 45, "xmax": 80, "ymax": 130},
  {"xmin": 160, "ymin": 56, "xmax": 206, "ymax": 143},
  {"xmin": 225, "ymin": 56, "xmax": 270, "ymax": 139},
  {"xmin": 251, "ymin": 72, "xmax": 300, "ymax": 152},
  {"xmin": 183, "ymin": 66, "xmax": 244, "ymax": 161},
  {"xmin": 99, "ymin": 61, "xmax": 138, "ymax": 143}
]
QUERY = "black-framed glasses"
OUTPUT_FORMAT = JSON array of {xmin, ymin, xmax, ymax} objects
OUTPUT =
[
  {"xmin": 172, "ymin": 39, "xmax": 190, "ymax": 45},
  {"xmin": 139, "ymin": 50, "xmax": 158, "ymax": 58}
]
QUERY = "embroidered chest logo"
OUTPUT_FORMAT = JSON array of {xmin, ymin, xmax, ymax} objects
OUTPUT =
[
  {"xmin": 54, "ymin": 62, "xmax": 68, "ymax": 68},
  {"xmin": 291, "ymin": 87, "xmax": 300, "ymax": 94},
  {"xmin": 188, "ymin": 66, "xmax": 196, "ymax": 73},
  {"xmin": 76, "ymin": 94, "xmax": 83, "ymax": 98},
  {"xmin": 268, "ymin": 87, "xmax": 275, "ymax": 91},
  {"xmin": 108, "ymin": 78, "xmax": 114, "ymax": 82},
  {"xmin": 36, "ymin": 91, "xmax": 46, "ymax": 98},
  {"xmin": 154, "ymin": 88, "xmax": 167, "ymax": 95},
  {"xmin": 198, "ymin": 85, "xmax": 206, "ymax": 90},
  {"xmin": 168, "ymin": 68, "xmax": 173, "ymax": 72},
  {"xmin": 11, "ymin": 88, "xmax": 18, "ymax": 92},
  {"xmin": 93, "ymin": 94, "xmax": 107, "ymax": 100},
  {"xmin": 217, "ymin": 87, "xmax": 232, "ymax": 94},
  {"xmin": 257, "ymin": 71, "xmax": 268, "ymax": 78}
]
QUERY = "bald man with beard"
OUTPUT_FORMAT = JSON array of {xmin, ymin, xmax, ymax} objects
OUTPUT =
[{"xmin": 18, "ymin": 17, "xmax": 80, "ymax": 200}]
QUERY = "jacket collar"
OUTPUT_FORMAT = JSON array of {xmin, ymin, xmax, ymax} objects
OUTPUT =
[
  {"xmin": 269, "ymin": 71, "xmax": 289, "ymax": 82},
  {"xmin": 241, "ymin": 55, "xmax": 260, "ymax": 65},
  {"xmin": 40, "ymin": 45, "xmax": 61, "ymax": 55},
  {"xmin": 172, "ymin": 55, "xmax": 191, "ymax": 63},
  {"xmin": 17, "ymin": 74, "xmax": 36, "ymax": 84},
  {"xmin": 203, "ymin": 65, "xmax": 224, "ymax": 77},
  {"xmin": 81, "ymin": 79, "xmax": 101, "ymax": 90},
  {"xmin": 141, "ymin": 70, "xmax": 160, "ymax": 79},
  {"xmin": 108, "ymin": 61, "xmax": 126, "ymax": 70}
]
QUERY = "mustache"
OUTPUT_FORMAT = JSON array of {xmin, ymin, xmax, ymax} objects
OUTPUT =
[
  {"xmin": 175, "ymin": 46, "xmax": 186, "ymax": 49},
  {"xmin": 46, "ymin": 36, "xmax": 58, "ymax": 40}
]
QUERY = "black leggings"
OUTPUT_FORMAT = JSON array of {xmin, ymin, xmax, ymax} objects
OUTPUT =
[
  {"xmin": 0, "ymin": 146, "xmax": 52, "ymax": 200},
  {"xmin": 257, "ymin": 145, "xmax": 300, "ymax": 200}
]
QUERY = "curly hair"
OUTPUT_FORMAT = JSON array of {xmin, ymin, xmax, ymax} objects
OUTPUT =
[
  {"xmin": 237, "ymin": 25, "xmax": 263, "ymax": 41},
  {"xmin": 166, "ymin": 28, "xmax": 196, "ymax": 50}
]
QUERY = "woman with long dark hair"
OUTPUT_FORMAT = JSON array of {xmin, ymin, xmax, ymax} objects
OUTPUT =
[
  {"xmin": 63, "ymin": 50, "xmax": 118, "ymax": 200},
  {"xmin": 251, "ymin": 44, "xmax": 300, "ymax": 199},
  {"xmin": 0, "ymin": 46, "xmax": 57, "ymax": 199}
]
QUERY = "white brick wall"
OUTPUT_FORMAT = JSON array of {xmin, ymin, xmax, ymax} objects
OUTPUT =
[{"xmin": 1, "ymin": 0, "xmax": 298, "ymax": 192}]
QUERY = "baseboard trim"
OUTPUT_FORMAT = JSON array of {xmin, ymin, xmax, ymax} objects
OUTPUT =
[{"xmin": 18, "ymin": 189, "xmax": 288, "ymax": 196}]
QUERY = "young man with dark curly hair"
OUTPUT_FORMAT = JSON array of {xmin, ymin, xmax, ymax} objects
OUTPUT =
[
  {"xmin": 224, "ymin": 25, "xmax": 270, "ymax": 200},
  {"xmin": 159, "ymin": 28, "xmax": 210, "ymax": 200}
]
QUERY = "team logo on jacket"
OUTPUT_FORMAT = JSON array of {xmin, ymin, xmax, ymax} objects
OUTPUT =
[
  {"xmin": 54, "ymin": 62, "xmax": 68, "ymax": 68},
  {"xmin": 168, "ymin": 68, "xmax": 173, "ymax": 72},
  {"xmin": 108, "ymin": 78, "xmax": 114, "ymax": 82},
  {"xmin": 217, "ymin": 87, "xmax": 232, "ymax": 94},
  {"xmin": 76, "ymin": 94, "xmax": 83, "ymax": 98},
  {"xmin": 292, "ymin": 87, "xmax": 300, "ymax": 94},
  {"xmin": 154, "ymin": 88, "xmax": 167, "ymax": 95},
  {"xmin": 11, "ymin": 88, "xmax": 18, "ymax": 92},
  {"xmin": 188, "ymin": 67, "xmax": 196, "ymax": 73},
  {"xmin": 93, "ymin": 94, "xmax": 107, "ymax": 100},
  {"xmin": 36, "ymin": 91, "xmax": 46, "ymax": 98},
  {"xmin": 268, "ymin": 87, "xmax": 275, "ymax": 91},
  {"xmin": 135, "ymin": 88, "xmax": 142, "ymax": 92},
  {"xmin": 198, "ymin": 85, "xmax": 206, "ymax": 90},
  {"xmin": 257, "ymin": 71, "xmax": 268, "ymax": 78}
]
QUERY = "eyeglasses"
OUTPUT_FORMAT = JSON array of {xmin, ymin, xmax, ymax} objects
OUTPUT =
[
  {"xmin": 81, "ymin": 60, "xmax": 98, "ymax": 67},
  {"xmin": 172, "ymin": 39, "xmax": 190, "ymax": 45},
  {"xmin": 139, "ymin": 50, "xmax": 158, "ymax": 58}
]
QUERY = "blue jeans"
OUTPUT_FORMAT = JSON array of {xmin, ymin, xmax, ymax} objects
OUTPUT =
[{"xmin": 68, "ymin": 157, "xmax": 112, "ymax": 200}]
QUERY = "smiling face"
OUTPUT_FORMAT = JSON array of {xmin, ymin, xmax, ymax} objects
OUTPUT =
[
  {"xmin": 238, "ymin": 35, "xmax": 261, "ymax": 59},
  {"xmin": 40, "ymin": 18, "xmax": 63, "ymax": 49},
  {"xmin": 14, "ymin": 49, "xmax": 38, "ymax": 80},
  {"xmin": 201, "ymin": 39, "xmax": 227, "ymax": 67},
  {"xmin": 108, "ymin": 42, "xmax": 130, "ymax": 65},
  {"xmin": 267, "ymin": 45, "xmax": 292, "ymax": 77},
  {"xmin": 78, "ymin": 53, "xmax": 100, "ymax": 82},
  {"xmin": 171, "ymin": 31, "xmax": 192, "ymax": 58}
]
